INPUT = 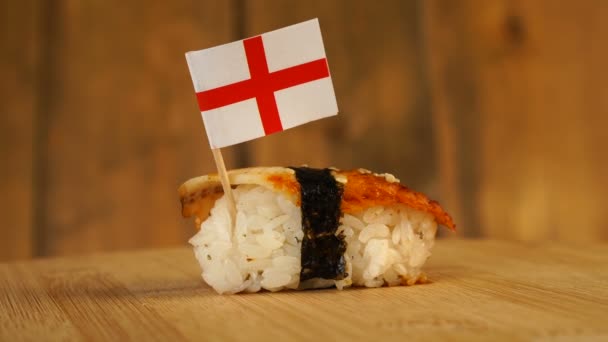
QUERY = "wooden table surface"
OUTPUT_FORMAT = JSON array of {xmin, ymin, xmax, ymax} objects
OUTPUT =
[{"xmin": 1, "ymin": 240, "xmax": 607, "ymax": 341}]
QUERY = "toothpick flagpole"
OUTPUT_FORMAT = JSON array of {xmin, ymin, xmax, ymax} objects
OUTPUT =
[{"xmin": 211, "ymin": 148, "xmax": 236, "ymax": 218}]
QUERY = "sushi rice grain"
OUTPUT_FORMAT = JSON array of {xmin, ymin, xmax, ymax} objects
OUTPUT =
[{"xmin": 190, "ymin": 184, "xmax": 438, "ymax": 294}]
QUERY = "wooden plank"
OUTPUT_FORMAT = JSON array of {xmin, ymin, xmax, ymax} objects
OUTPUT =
[
  {"xmin": 424, "ymin": 0, "xmax": 608, "ymax": 241},
  {"xmin": 0, "ymin": 264, "xmax": 81, "ymax": 340},
  {"xmin": 42, "ymin": 269, "xmax": 184, "ymax": 340},
  {"xmin": 1, "ymin": 240, "xmax": 607, "ymax": 340},
  {"xmin": 242, "ymin": 1, "xmax": 439, "ymax": 203},
  {"xmin": 0, "ymin": 0, "xmax": 41, "ymax": 260},
  {"xmin": 42, "ymin": 1, "xmax": 236, "ymax": 256}
]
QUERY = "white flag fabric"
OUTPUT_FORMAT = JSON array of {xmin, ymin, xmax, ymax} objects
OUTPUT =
[{"xmin": 185, "ymin": 18, "xmax": 338, "ymax": 148}]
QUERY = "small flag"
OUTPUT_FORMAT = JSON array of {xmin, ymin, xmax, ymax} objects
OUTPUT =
[{"xmin": 186, "ymin": 18, "xmax": 338, "ymax": 148}]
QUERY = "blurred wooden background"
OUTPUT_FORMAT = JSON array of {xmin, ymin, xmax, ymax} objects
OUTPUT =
[{"xmin": 2, "ymin": 0, "xmax": 607, "ymax": 262}]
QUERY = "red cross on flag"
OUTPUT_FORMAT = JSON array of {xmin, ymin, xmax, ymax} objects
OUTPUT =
[{"xmin": 186, "ymin": 18, "xmax": 338, "ymax": 148}]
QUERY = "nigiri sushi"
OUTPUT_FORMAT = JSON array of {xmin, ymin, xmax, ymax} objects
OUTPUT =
[{"xmin": 179, "ymin": 167, "xmax": 455, "ymax": 294}]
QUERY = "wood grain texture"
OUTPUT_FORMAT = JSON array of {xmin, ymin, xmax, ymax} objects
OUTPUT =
[
  {"xmin": 424, "ymin": 0, "xmax": 608, "ymax": 241},
  {"xmin": 0, "ymin": 0, "xmax": 41, "ymax": 261},
  {"xmin": 41, "ymin": 1, "xmax": 237, "ymax": 256},
  {"xmin": 243, "ymin": 1, "xmax": 438, "ymax": 199},
  {"xmin": 5, "ymin": 0, "xmax": 608, "ymax": 263},
  {"xmin": 1, "ymin": 240, "xmax": 606, "ymax": 341}
]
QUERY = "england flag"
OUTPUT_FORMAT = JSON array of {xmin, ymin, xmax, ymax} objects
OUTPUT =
[{"xmin": 186, "ymin": 18, "xmax": 338, "ymax": 148}]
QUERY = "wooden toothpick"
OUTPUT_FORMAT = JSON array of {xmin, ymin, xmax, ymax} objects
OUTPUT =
[{"xmin": 211, "ymin": 148, "xmax": 236, "ymax": 219}]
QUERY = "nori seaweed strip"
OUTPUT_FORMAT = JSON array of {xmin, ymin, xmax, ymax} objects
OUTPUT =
[{"xmin": 290, "ymin": 167, "xmax": 347, "ymax": 282}]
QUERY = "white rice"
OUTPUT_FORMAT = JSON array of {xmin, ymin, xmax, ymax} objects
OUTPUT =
[{"xmin": 189, "ymin": 185, "xmax": 438, "ymax": 294}]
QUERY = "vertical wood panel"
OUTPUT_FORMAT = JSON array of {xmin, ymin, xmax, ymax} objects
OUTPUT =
[
  {"xmin": 6, "ymin": 0, "xmax": 606, "ymax": 261},
  {"xmin": 243, "ymin": 1, "xmax": 438, "ymax": 200},
  {"xmin": 42, "ymin": 0, "xmax": 237, "ymax": 256},
  {"xmin": 0, "ymin": 1, "xmax": 41, "ymax": 260},
  {"xmin": 422, "ymin": 0, "xmax": 482, "ymax": 237},
  {"xmin": 424, "ymin": 0, "xmax": 608, "ymax": 241}
]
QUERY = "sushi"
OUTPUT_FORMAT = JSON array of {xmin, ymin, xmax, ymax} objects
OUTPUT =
[{"xmin": 179, "ymin": 167, "xmax": 455, "ymax": 294}]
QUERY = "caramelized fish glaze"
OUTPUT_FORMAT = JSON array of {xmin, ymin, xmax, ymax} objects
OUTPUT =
[
  {"xmin": 264, "ymin": 169, "xmax": 455, "ymax": 231},
  {"xmin": 337, "ymin": 170, "xmax": 455, "ymax": 231},
  {"xmin": 180, "ymin": 167, "xmax": 455, "ymax": 231}
]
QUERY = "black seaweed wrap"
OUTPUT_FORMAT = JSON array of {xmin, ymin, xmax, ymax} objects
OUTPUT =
[{"xmin": 290, "ymin": 167, "xmax": 347, "ymax": 282}]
